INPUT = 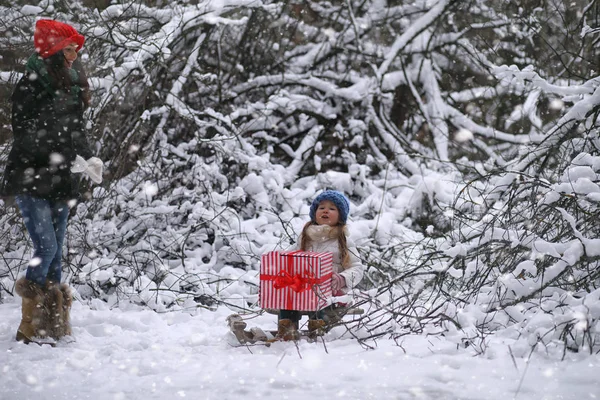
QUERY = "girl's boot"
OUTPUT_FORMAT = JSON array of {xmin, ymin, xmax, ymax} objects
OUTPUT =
[
  {"xmin": 308, "ymin": 319, "xmax": 326, "ymax": 339},
  {"xmin": 276, "ymin": 319, "xmax": 300, "ymax": 341}
]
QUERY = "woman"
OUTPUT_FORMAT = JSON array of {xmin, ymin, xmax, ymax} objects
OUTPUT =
[{"xmin": 0, "ymin": 19, "xmax": 102, "ymax": 344}]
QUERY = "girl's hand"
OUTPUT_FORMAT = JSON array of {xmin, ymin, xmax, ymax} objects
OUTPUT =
[{"xmin": 331, "ymin": 273, "xmax": 346, "ymax": 292}]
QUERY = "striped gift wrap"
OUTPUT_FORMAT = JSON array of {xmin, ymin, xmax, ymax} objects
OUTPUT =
[{"xmin": 259, "ymin": 251, "xmax": 333, "ymax": 311}]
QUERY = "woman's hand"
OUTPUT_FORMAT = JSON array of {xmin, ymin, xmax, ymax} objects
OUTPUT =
[{"xmin": 71, "ymin": 155, "xmax": 103, "ymax": 184}]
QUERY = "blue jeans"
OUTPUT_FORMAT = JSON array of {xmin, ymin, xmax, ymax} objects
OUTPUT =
[{"xmin": 15, "ymin": 195, "xmax": 70, "ymax": 286}]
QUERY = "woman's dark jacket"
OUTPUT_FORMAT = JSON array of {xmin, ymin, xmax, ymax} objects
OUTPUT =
[{"xmin": 0, "ymin": 54, "xmax": 92, "ymax": 201}]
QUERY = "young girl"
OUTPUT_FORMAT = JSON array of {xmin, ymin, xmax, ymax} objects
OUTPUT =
[
  {"xmin": 0, "ymin": 20, "xmax": 102, "ymax": 344},
  {"xmin": 277, "ymin": 190, "xmax": 365, "ymax": 340}
]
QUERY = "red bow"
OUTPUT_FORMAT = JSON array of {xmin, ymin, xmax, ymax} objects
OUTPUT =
[{"xmin": 272, "ymin": 271, "xmax": 313, "ymax": 293}]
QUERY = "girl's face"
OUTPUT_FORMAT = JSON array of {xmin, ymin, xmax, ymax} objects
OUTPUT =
[
  {"xmin": 63, "ymin": 43, "xmax": 78, "ymax": 67},
  {"xmin": 315, "ymin": 200, "xmax": 340, "ymax": 226}
]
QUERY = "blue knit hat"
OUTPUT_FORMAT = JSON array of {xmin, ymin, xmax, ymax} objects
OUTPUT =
[{"xmin": 309, "ymin": 190, "xmax": 350, "ymax": 225}]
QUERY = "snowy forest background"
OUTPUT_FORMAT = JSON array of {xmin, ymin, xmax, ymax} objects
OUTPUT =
[{"xmin": 0, "ymin": 0, "xmax": 599, "ymax": 358}]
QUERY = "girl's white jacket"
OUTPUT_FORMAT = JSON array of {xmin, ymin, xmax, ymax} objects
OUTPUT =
[{"xmin": 294, "ymin": 225, "xmax": 365, "ymax": 292}]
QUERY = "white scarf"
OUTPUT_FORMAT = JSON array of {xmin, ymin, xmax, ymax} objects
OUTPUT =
[{"xmin": 305, "ymin": 224, "xmax": 342, "ymax": 242}]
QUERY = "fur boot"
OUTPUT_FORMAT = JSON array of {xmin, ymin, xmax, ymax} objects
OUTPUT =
[
  {"xmin": 59, "ymin": 283, "xmax": 73, "ymax": 337},
  {"xmin": 44, "ymin": 282, "xmax": 73, "ymax": 339},
  {"xmin": 276, "ymin": 319, "xmax": 300, "ymax": 341},
  {"xmin": 15, "ymin": 278, "xmax": 49, "ymax": 344},
  {"xmin": 307, "ymin": 319, "xmax": 327, "ymax": 339}
]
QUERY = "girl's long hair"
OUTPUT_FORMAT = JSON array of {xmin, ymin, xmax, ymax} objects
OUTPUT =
[
  {"xmin": 44, "ymin": 51, "xmax": 91, "ymax": 108},
  {"xmin": 299, "ymin": 221, "xmax": 351, "ymax": 269}
]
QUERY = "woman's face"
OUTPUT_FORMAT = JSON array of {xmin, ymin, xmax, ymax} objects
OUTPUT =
[
  {"xmin": 62, "ymin": 43, "xmax": 78, "ymax": 67},
  {"xmin": 315, "ymin": 200, "xmax": 340, "ymax": 226}
]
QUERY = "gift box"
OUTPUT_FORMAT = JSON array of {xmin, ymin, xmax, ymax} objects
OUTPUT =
[{"xmin": 260, "ymin": 251, "xmax": 333, "ymax": 311}]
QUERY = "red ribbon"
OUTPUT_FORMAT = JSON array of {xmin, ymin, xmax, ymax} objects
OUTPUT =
[{"xmin": 271, "ymin": 271, "xmax": 322, "ymax": 292}]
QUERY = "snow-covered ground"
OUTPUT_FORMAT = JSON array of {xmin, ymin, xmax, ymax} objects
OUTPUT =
[{"xmin": 1, "ymin": 298, "xmax": 598, "ymax": 400}]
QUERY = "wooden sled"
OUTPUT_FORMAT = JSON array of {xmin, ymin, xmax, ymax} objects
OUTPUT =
[{"xmin": 227, "ymin": 306, "xmax": 364, "ymax": 345}]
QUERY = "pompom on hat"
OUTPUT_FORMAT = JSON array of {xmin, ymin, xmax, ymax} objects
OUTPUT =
[
  {"xmin": 309, "ymin": 190, "xmax": 351, "ymax": 225},
  {"xmin": 34, "ymin": 19, "xmax": 85, "ymax": 59}
]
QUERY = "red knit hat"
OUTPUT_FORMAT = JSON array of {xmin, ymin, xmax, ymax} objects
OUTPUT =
[{"xmin": 34, "ymin": 19, "xmax": 85, "ymax": 59}]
